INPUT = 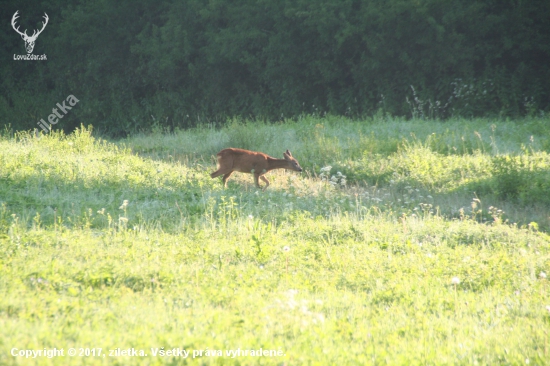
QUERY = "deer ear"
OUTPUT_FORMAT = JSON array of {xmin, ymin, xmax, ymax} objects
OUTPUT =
[{"xmin": 285, "ymin": 150, "xmax": 292, "ymax": 157}]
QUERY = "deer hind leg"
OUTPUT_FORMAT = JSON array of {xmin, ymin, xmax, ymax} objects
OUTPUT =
[
  {"xmin": 211, "ymin": 155, "xmax": 231, "ymax": 178},
  {"xmin": 222, "ymin": 172, "xmax": 233, "ymax": 187},
  {"xmin": 211, "ymin": 165, "xmax": 233, "ymax": 179},
  {"xmin": 210, "ymin": 169, "xmax": 223, "ymax": 178}
]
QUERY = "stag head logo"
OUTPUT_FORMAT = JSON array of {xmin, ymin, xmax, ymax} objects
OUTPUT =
[{"xmin": 11, "ymin": 10, "xmax": 49, "ymax": 54}]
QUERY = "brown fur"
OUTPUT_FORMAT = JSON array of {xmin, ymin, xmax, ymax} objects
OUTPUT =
[{"xmin": 211, "ymin": 148, "xmax": 302, "ymax": 190}]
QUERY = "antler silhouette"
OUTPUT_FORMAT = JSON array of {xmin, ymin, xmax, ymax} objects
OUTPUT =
[
  {"xmin": 31, "ymin": 13, "xmax": 49, "ymax": 39},
  {"xmin": 11, "ymin": 11, "xmax": 27, "ymax": 38},
  {"xmin": 11, "ymin": 11, "xmax": 49, "ymax": 53}
]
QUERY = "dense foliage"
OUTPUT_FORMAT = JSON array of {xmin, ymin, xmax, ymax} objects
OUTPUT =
[{"xmin": 1, "ymin": 0, "xmax": 549, "ymax": 135}]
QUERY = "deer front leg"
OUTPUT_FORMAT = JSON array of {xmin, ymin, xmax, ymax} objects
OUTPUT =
[
  {"xmin": 254, "ymin": 173, "xmax": 262, "ymax": 188},
  {"xmin": 260, "ymin": 175, "xmax": 270, "ymax": 191}
]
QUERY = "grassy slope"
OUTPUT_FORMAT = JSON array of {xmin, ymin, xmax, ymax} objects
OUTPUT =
[{"xmin": 0, "ymin": 118, "xmax": 549, "ymax": 365}]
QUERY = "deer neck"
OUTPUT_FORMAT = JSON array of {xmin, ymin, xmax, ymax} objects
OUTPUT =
[{"xmin": 267, "ymin": 157, "xmax": 291, "ymax": 171}]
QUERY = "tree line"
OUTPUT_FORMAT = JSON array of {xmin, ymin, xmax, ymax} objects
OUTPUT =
[{"xmin": 1, "ymin": 0, "xmax": 549, "ymax": 135}]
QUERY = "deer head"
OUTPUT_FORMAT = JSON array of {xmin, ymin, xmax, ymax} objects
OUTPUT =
[{"xmin": 12, "ymin": 11, "xmax": 49, "ymax": 54}]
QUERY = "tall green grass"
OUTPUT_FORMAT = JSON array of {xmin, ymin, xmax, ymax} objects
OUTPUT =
[
  {"xmin": 1, "ymin": 118, "xmax": 549, "ymax": 365},
  {"xmin": 126, "ymin": 115, "xmax": 550, "ymax": 228}
]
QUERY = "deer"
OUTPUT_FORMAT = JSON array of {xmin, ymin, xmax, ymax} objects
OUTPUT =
[
  {"xmin": 211, "ymin": 148, "xmax": 303, "ymax": 190},
  {"xmin": 11, "ymin": 11, "xmax": 49, "ymax": 54}
]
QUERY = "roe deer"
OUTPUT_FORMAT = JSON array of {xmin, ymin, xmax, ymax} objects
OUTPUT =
[{"xmin": 211, "ymin": 148, "xmax": 302, "ymax": 190}]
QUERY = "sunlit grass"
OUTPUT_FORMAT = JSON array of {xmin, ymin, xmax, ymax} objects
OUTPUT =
[{"xmin": 1, "ymin": 118, "xmax": 549, "ymax": 365}]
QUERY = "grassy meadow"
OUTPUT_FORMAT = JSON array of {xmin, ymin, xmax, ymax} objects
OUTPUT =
[{"xmin": 1, "ymin": 116, "xmax": 550, "ymax": 365}]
